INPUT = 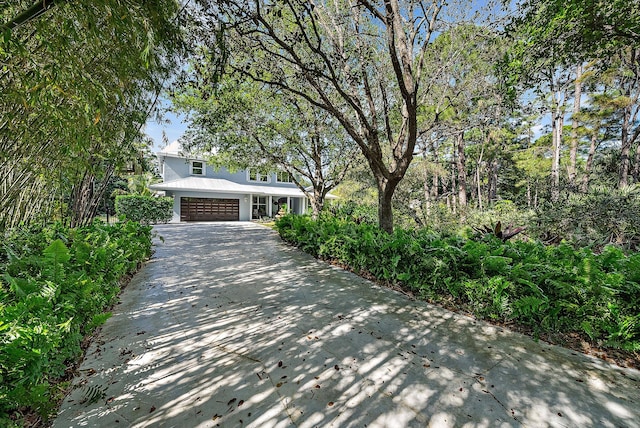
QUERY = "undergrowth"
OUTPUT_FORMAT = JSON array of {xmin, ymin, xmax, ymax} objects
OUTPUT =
[
  {"xmin": 0, "ymin": 220, "xmax": 153, "ymax": 426},
  {"xmin": 276, "ymin": 214, "xmax": 640, "ymax": 356}
]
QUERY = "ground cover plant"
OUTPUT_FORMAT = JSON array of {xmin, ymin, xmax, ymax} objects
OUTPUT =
[
  {"xmin": 276, "ymin": 214, "xmax": 640, "ymax": 362},
  {"xmin": 0, "ymin": 221, "xmax": 153, "ymax": 425}
]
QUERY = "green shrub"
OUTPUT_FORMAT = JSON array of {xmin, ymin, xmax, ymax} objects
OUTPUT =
[
  {"xmin": 276, "ymin": 214, "xmax": 640, "ymax": 352},
  {"xmin": 531, "ymin": 185, "xmax": 640, "ymax": 251},
  {"xmin": 325, "ymin": 201, "xmax": 378, "ymax": 225},
  {"xmin": 0, "ymin": 221, "xmax": 152, "ymax": 423},
  {"xmin": 115, "ymin": 195, "xmax": 173, "ymax": 225}
]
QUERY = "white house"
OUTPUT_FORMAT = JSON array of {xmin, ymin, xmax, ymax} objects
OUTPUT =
[{"xmin": 150, "ymin": 142, "xmax": 309, "ymax": 222}]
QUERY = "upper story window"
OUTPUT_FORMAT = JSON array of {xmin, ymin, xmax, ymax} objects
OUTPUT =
[
  {"xmin": 247, "ymin": 169, "xmax": 270, "ymax": 183},
  {"xmin": 276, "ymin": 171, "xmax": 293, "ymax": 183},
  {"xmin": 190, "ymin": 160, "xmax": 205, "ymax": 176}
]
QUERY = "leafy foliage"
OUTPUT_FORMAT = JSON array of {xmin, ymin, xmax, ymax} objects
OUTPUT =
[
  {"xmin": 472, "ymin": 221, "xmax": 526, "ymax": 241},
  {"xmin": 531, "ymin": 185, "xmax": 640, "ymax": 250},
  {"xmin": 276, "ymin": 214, "xmax": 640, "ymax": 353},
  {"xmin": 115, "ymin": 195, "xmax": 173, "ymax": 225},
  {"xmin": 506, "ymin": 0, "xmax": 640, "ymax": 67},
  {"xmin": 174, "ymin": 74, "xmax": 359, "ymax": 218},
  {"xmin": 0, "ymin": 221, "xmax": 152, "ymax": 423},
  {"xmin": 0, "ymin": 0, "xmax": 185, "ymax": 229}
]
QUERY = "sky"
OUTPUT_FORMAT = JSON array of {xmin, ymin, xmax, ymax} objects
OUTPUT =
[{"xmin": 145, "ymin": 108, "xmax": 188, "ymax": 153}]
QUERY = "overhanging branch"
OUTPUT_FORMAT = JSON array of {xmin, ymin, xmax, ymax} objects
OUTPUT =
[{"xmin": 1, "ymin": 0, "xmax": 58, "ymax": 32}]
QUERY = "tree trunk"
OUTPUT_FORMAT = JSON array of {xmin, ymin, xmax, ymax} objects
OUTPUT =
[
  {"xmin": 2, "ymin": 0, "xmax": 57, "ymax": 31},
  {"xmin": 423, "ymin": 181, "xmax": 431, "ymax": 217},
  {"xmin": 476, "ymin": 166, "xmax": 482, "ymax": 210},
  {"xmin": 634, "ymin": 140, "xmax": 640, "ymax": 182},
  {"xmin": 581, "ymin": 133, "xmax": 598, "ymax": 192},
  {"xmin": 619, "ymin": 107, "xmax": 631, "ymax": 187},
  {"xmin": 455, "ymin": 132, "xmax": 467, "ymax": 208},
  {"xmin": 431, "ymin": 141, "xmax": 439, "ymax": 206},
  {"xmin": 422, "ymin": 168, "xmax": 431, "ymax": 217},
  {"xmin": 488, "ymin": 158, "xmax": 498, "ymax": 203},
  {"xmin": 310, "ymin": 187, "xmax": 325, "ymax": 220},
  {"xmin": 476, "ymin": 144, "xmax": 484, "ymax": 211},
  {"xmin": 551, "ymin": 107, "xmax": 563, "ymax": 202},
  {"xmin": 421, "ymin": 148, "xmax": 432, "ymax": 217},
  {"xmin": 69, "ymin": 173, "xmax": 94, "ymax": 228},
  {"xmin": 376, "ymin": 177, "xmax": 398, "ymax": 234},
  {"xmin": 69, "ymin": 165, "xmax": 114, "ymax": 228},
  {"xmin": 568, "ymin": 64, "xmax": 582, "ymax": 188}
]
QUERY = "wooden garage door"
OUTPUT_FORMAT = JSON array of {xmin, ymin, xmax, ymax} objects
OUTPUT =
[{"xmin": 180, "ymin": 197, "xmax": 239, "ymax": 221}]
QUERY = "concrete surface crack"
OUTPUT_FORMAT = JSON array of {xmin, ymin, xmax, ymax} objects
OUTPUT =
[
  {"xmin": 265, "ymin": 370, "xmax": 300, "ymax": 427},
  {"xmin": 484, "ymin": 356, "xmax": 507, "ymax": 374},
  {"xmin": 110, "ymin": 410, "xmax": 132, "ymax": 425},
  {"xmin": 212, "ymin": 343, "xmax": 261, "ymax": 363},
  {"xmin": 473, "ymin": 376, "xmax": 524, "ymax": 425}
]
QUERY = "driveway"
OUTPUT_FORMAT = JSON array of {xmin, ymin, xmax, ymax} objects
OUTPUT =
[{"xmin": 54, "ymin": 222, "xmax": 640, "ymax": 427}]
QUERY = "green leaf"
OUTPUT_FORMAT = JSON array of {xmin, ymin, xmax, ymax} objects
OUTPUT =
[{"xmin": 43, "ymin": 239, "xmax": 70, "ymax": 283}]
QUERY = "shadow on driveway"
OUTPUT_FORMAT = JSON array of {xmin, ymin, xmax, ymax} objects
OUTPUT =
[{"xmin": 54, "ymin": 222, "xmax": 640, "ymax": 427}]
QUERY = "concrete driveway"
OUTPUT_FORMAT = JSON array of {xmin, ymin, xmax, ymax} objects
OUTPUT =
[{"xmin": 54, "ymin": 222, "xmax": 640, "ymax": 427}]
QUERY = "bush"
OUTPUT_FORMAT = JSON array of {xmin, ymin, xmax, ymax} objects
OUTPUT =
[
  {"xmin": 0, "ymin": 221, "xmax": 153, "ymax": 423},
  {"xmin": 325, "ymin": 200, "xmax": 378, "ymax": 225},
  {"xmin": 276, "ymin": 214, "xmax": 640, "ymax": 352},
  {"xmin": 531, "ymin": 185, "xmax": 640, "ymax": 251},
  {"xmin": 115, "ymin": 195, "xmax": 173, "ymax": 225},
  {"xmin": 467, "ymin": 200, "xmax": 534, "ymax": 234}
]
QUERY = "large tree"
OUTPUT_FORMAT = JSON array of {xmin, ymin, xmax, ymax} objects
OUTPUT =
[
  {"xmin": 506, "ymin": 0, "xmax": 640, "ymax": 192},
  {"xmin": 175, "ymin": 77, "xmax": 358, "ymax": 218},
  {"xmin": 199, "ymin": 0, "xmax": 458, "ymax": 232},
  {"xmin": 507, "ymin": 0, "xmax": 640, "ymax": 66},
  {"xmin": 417, "ymin": 23, "xmax": 511, "ymax": 212}
]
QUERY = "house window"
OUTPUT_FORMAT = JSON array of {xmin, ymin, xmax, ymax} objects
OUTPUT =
[
  {"xmin": 248, "ymin": 169, "xmax": 269, "ymax": 183},
  {"xmin": 276, "ymin": 171, "xmax": 293, "ymax": 183},
  {"xmin": 190, "ymin": 160, "xmax": 205, "ymax": 176},
  {"xmin": 252, "ymin": 196, "xmax": 267, "ymax": 219}
]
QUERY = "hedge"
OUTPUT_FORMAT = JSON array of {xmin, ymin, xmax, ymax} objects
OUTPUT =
[{"xmin": 115, "ymin": 195, "xmax": 173, "ymax": 225}]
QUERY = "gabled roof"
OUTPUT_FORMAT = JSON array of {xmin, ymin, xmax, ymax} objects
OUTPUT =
[
  {"xmin": 160, "ymin": 140, "xmax": 182, "ymax": 155},
  {"xmin": 149, "ymin": 177, "xmax": 306, "ymax": 197},
  {"xmin": 156, "ymin": 140, "xmax": 215, "ymax": 160}
]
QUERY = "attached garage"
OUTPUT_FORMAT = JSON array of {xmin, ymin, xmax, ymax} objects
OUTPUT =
[{"xmin": 180, "ymin": 197, "xmax": 239, "ymax": 221}]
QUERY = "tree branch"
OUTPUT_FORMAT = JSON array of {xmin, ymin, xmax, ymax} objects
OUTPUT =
[{"xmin": 1, "ymin": 0, "xmax": 58, "ymax": 31}]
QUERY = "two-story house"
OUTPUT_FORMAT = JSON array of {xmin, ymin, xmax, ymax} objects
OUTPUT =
[{"xmin": 149, "ymin": 141, "xmax": 308, "ymax": 222}]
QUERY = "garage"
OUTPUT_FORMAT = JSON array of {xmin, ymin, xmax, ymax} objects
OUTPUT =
[{"xmin": 180, "ymin": 197, "xmax": 239, "ymax": 221}]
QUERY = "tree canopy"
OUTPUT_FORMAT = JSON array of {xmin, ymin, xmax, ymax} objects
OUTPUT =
[
  {"xmin": 0, "ymin": 0, "xmax": 185, "ymax": 228},
  {"xmin": 507, "ymin": 0, "xmax": 640, "ymax": 67},
  {"xmin": 174, "ymin": 75, "xmax": 359, "ymax": 218}
]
